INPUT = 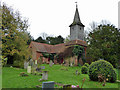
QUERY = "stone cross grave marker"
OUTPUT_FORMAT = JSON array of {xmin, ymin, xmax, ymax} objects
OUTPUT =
[{"xmin": 42, "ymin": 81, "xmax": 55, "ymax": 89}]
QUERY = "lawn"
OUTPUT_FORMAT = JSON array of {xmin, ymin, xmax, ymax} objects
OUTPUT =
[{"xmin": 2, "ymin": 64, "xmax": 120, "ymax": 88}]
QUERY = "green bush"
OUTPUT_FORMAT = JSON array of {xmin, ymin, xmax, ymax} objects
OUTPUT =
[
  {"xmin": 88, "ymin": 60, "xmax": 117, "ymax": 83},
  {"xmin": 81, "ymin": 66, "xmax": 88, "ymax": 74},
  {"xmin": 13, "ymin": 60, "xmax": 24, "ymax": 68},
  {"xmin": 83, "ymin": 63, "xmax": 89, "ymax": 68},
  {"xmin": 78, "ymin": 64, "xmax": 81, "ymax": 67}
]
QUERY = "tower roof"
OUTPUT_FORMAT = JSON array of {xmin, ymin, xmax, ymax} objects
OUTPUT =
[{"xmin": 69, "ymin": 4, "xmax": 85, "ymax": 27}]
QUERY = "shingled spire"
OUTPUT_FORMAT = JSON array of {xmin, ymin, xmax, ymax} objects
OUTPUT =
[{"xmin": 69, "ymin": 3, "xmax": 84, "ymax": 27}]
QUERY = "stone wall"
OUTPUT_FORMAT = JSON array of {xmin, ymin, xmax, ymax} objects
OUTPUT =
[{"xmin": 70, "ymin": 25, "xmax": 84, "ymax": 41}]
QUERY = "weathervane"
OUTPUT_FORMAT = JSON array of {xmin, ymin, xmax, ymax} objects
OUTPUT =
[{"xmin": 75, "ymin": 2, "xmax": 78, "ymax": 8}]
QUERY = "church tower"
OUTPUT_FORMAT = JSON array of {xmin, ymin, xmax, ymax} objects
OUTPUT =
[{"xmin": 69, "ymin": 3, "xmax": 85, "ymax": 41}]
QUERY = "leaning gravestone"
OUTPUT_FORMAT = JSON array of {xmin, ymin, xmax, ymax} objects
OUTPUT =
[
  {"xmin": 42, "ymin": 81, "xmax": 55, "ymax": 90},
  {"xmin": 49, "ymin": 60, "xmax": 53, "ymax": 67},
  {"xmin": 27, "ymin": 66, "xmax": 31, "ymax": 73},
  {"xmin": 42, "ymin": 71, "xmax": 48, "ymax": 80}
]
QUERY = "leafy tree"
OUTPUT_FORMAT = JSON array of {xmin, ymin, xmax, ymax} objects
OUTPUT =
[
  {"xmin": 64, "ymin": 35, "xmax": 70, "ymax": 43},
  {"xmin": 2, "ymin": 3, "xmax": 31, "ymax": 66},
  {"xmin": 57, "ymin": 35, "xmax": 64, "ymax": 43},
  {"xmin": 35, "ymin": 34, "xmax": 64, "ymax": 45},
  {"xmin": 86, "ymin": 24, "xmax": 120, "ymax": 67},
  {"xmin": 34, "ymin": 36, "xmax": 46, "ymax": 43},
  {"xmin": 46, "ymin": 36, "xmax": 54, "ymax": 44},
  {"xmin": 46, "ymin": 35, "xmax": 64, "ymax": 45},
  {"xmin": 27, "ymin": 32, "xmax": 34, "ymax": 45},
  {"xmin": 42, "ymin": 52, "xmax": 55, "ymax": 61}
]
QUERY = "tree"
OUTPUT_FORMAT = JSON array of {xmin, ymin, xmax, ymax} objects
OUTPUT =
[
  {"xmin": 40, "ymin": 32, "xmax": 48, "ymax": 40},
  {"xmin": 86, "ymin": 24, "xmax": 120, "ymax": 67},
  {"xmin": 34, "ymin": 36, "xmax": 46, "ymax": 43},
  {"xmin": 57, "ymin": 35, "xmax": 64, "ymax": 43},
  {"xmin": 27, "ymin": 32, "xmax": 34, "ymax": 45},
  {"xmin": 64, "ymin": 35, "xmax": 70, "ymax": 43},
  {"xmin": 35, "ymin": 33, "xmax": 64, "ymax": 45},
  {"xmin": 43, "ymin": 35, "xmax": 64, "ymax": 45},
  {"xmin": 72, "ymin": 45, "xmax": 84, "ymax": 65},
  {"xmin": 2, "ymin": 3, "xmax": 31, "ymax": 66}
]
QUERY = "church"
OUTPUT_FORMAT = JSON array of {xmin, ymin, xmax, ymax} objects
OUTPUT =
[{"xmin": 29, "ymin": 4, "xmax": 87, "ymax": 65}]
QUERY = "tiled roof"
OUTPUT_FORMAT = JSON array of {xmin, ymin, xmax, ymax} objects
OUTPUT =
[
  {"xmin": 30, "ymin": 41, "xmax": 65, "ymax": 53},
  {"xmin": 29, "ymin": 40, "xmax": 87, "ymax": 54}
]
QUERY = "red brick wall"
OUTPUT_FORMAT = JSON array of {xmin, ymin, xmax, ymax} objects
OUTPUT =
[
  {"xmin": 30, "ymin": 44, "xmax": 37, "ymax": 60},
  {"xmin": 36, "ymin": 52, "xmax": 43, "ymax": 60},
  {"xmin": 42, "ymin": 57, "xmax": 49, "ymax": 64}
]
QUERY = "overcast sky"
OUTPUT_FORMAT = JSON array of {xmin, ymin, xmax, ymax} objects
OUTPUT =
[{"xmin": 2, "ymin": 0, "xmax": 119, "ymax": 39}]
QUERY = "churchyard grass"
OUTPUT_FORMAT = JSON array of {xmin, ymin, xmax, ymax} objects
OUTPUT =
[{"xmin": 2, "ymin": 64, "xmax": 120, "ymax": 88}]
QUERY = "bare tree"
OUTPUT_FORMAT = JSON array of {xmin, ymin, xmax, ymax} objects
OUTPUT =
[
  {"xmin": 40, "ymin": 32, "xmax": 48, "ymax": 40},
  {"xmin": 89, "ymin": 21, "xmax": 98, "ymax": 31},
  {"xmin": 87, "ymin": 20, "xmax": 111, "ymax": 32},
  {"xmin": 100, "ymin": 20, "xmax": 111, "ymax": 25}
]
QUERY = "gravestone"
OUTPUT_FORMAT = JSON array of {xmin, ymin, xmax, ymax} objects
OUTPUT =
[
  {"xmin": 42, "ymin": 71, "xmax": 48, "ymax": 80},
  {"xmin": 29, "ymin": 59, "xmax": 34, "ymax": 66},
  {"xmin": 42, "ymin": 81, "xmax": 54, "ymax": 89},
  {"xmin": 35, "ymin": 60, "xmax": 37, "ymax": 64},
  {"xmin": 36, "ymin": 68, "xmax": 42, "ymax": 72},
  {"xmin": 76, "ymin": 70, "xmax": 78, "ymax": 75},
  {"xmin": 41, "ymin": 66, "xmax": 45, "ymax": 69},
  {"xmin": 24, "ymin": 61, "xmax": 28, "ymax": 69},
  {"xmin": 49, "ymin": 60, "xmax": 53, "ymax": 67},
  {"xmin": 32, "ymin": 64, "xmax": 37, "ymax": 73},
  {"xmin": 27, "ymin": 66, "xmax": 31, "ymax": 73},
  {"xmin": 36, "ymin": 66, "xmax": 45, "ymax": 73},
  {"xmin": 24, "ymin": 61, "xmax": 29, "ymax": 69}
]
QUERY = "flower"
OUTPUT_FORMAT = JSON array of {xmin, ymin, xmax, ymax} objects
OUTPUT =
[
  {"xmin": 71, "ymin": 85, "xmax": 76, "ymax": 88},
  {"xmin": 106, "ymin": 78, "xmax": 108, "ymax": 81},
  {"xmin": 76, "ymin": 85, "xmax": 79, "ymax": 88}
]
